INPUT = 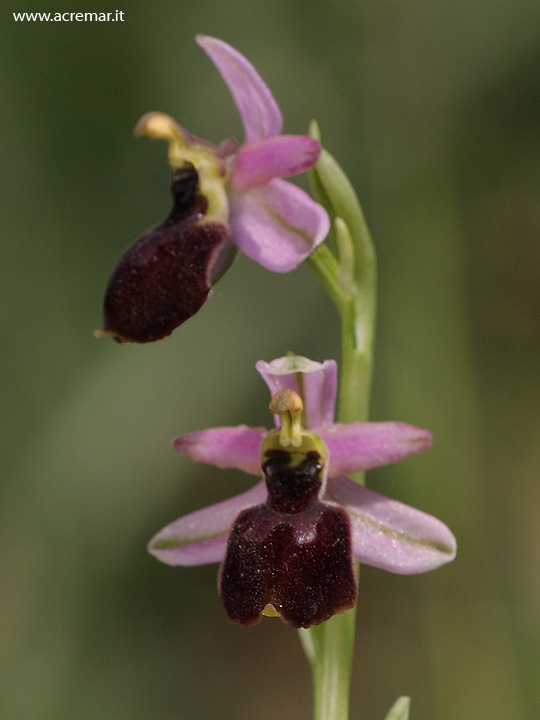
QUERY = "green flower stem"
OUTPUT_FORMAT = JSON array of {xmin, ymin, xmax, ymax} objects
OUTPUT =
[
  {"xmin": 302, "ymin": 123, "xmax": 378, "ymax": 720},
  {"xmin": 384, "ymin": 696, "xmax": 411, "ymax": 720},
  {"xmin": 299, "ymin": 605, "xmax": 357, "ymax": 720},
  {"xmin": 336, "ymin": 219, "xmax": 374, "ymax": 428},
  {"xmin": 308, "ymin": 120, "xmax": 377, "ymax": 426},
  {"xmin": 307, "ymin": 244, "xmax": 346, "ymax": 314}
]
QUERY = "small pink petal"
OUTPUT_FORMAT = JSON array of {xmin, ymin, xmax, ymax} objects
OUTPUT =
[
  {"xmin": 173, "ymin": 425, "xmax": 266, "ymax": 475},
  {"xmin": 327, "ymin": 476, "xmax": 456, "ymax": 574},
  {"xmin": 256, "ymin": 356, "xmax": 338, "ymax": 429},
  {"xmin": 217, "ymin": 137, "xmax": 239, "ymax": 158},
  {"xmin": 196, "ymin": 35, "xmax": 283, "ymax": 142},
  {"xmin": 319, "ymin": 422, "xmax": 433, "ymax": 474},
  {"xmin": 148, "ymin": 480, "xmax": 267, "ymax": 566},
  {"xmin": 231, "ymin": 136, "xmax": 321, "ymax": 192},
  {"xmin": 229, "ymin": 179, "xmax": 330, "ymax": 272}
]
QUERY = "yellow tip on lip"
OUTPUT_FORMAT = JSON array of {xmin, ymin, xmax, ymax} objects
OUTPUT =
[
  {"xmin": 93, "ymin": 328, "xmax": 133, "ymax": 343},
  {"xmin": 262, "ymin": 603, "xmax": 281, "ymax": 618}
]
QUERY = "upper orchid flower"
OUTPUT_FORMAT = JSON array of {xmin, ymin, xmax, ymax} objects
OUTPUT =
[
  {"xmin": 149, "ymin": 355, "xmax": 456, "ymax": 629},
  {"xmin": 96, "ymin": 35, "xmax": 329, "ymax": 343}
]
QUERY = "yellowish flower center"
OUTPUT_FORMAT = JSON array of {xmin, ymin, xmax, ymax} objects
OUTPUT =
[
  {"xmin": 134, "ymin": 112, "xmax": 229, "ymax": 226},
  {"xmin": 261, "ymin": 389, "xmax": 329, "ymax": 465},
  {"xmin": 269, "ymin": 388, "xmax": 305, "ymax": 448}
]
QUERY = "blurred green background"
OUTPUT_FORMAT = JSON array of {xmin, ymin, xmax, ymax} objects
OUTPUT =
[{"xmin": 2, "ymin": 1, "xmax": 540, "ymax": 718}]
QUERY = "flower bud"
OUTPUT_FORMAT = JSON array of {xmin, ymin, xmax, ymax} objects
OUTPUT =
[{"xmin": 97, "ymin": 166, "xmax": 230, "ymax": 343}]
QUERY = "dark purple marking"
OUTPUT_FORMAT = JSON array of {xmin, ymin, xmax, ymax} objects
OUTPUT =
[
  {"xmin": 101, "ymin": 166, "xmax": 229, "ymax": 343},
  {"xmin": 220, "ymin": 450, "xmax": 357, "ymax": 628}
]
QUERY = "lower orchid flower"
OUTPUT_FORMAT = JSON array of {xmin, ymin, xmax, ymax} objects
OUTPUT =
[
  {"xmin": 96, "ymin": 35, "xmax": 329, "ymax": 343},
  {"xmin": 149, "ymin": 356, "xmax": 456, "ymax": 629}
]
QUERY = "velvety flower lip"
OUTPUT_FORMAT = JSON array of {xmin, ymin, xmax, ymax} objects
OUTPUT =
[
  {"xmin": 219, "ymin": 437, "xmax": 358, "ymax": 628},
  {"xmin": 97, "ymin": 166, "xmax": 230, "ymax": 343},
  {"xmin": 149, "ymin": 356, "xmax": 456, "ymax": 587}
]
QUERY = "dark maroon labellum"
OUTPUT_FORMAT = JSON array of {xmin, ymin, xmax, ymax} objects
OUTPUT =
[
  {"xmin": 99, "ymin": 166, "xmax": 229, "ymax": 343},
  {"xmin": 219, "ymin": 449, "xmax": 358, "ymax": 629}
]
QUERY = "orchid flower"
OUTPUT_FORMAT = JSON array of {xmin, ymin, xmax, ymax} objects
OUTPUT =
[
  {"xmin": 149, "ymin": 356, "xmax": 456, "ymax": 629},
  {"xmin": 97, "ymin": 36, "xmax": 329, "ymax": 343}
]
